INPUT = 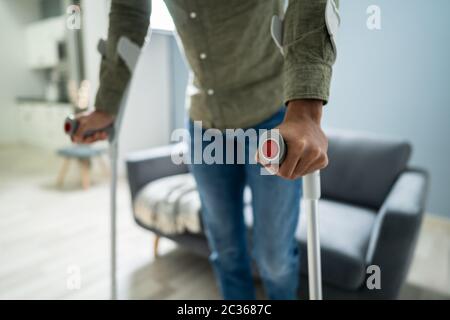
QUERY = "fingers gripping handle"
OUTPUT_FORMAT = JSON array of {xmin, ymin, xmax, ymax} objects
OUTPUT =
[
  {"xmin": 64, "ymin": 114, "xmax": 114, "ymax": 139},
  {"xmin": 257, "ymin": 130, "xmax": 321, "ymax": 194}
]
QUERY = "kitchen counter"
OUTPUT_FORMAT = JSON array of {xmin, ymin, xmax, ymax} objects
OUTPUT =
[{"xmin": 16, "ymin": 101, "xmax": 73, "ymax": 149}]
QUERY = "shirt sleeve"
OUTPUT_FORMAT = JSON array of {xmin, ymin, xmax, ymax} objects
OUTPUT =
[
  {"xmin": 95, "ymin": 0, "xmax": 151, "ymax": 116},
  {"xmin": 283, "ymin": 0, "xmax": 339, "ymax": 105}
]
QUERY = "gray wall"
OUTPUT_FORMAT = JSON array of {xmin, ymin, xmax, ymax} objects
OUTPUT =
[
  {"xmin": 324, "ymin": 0, "xmax": 450, "ymax": 217},
  {"xmin": 169, "ymin": 0, "xmax": 450, "ymax": 218}
]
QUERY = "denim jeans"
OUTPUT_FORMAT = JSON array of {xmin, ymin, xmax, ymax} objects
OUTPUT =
[{"xmin": 187, "ymin": 108, "xmax": 302, "ymax": 299}]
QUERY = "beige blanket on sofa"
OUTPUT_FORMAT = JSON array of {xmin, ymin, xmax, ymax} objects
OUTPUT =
[{"xmin": 133, "ymin": 174, "xmax": 202, "ymax": 235}]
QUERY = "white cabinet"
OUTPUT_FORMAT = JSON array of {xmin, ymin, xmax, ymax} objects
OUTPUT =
[
  {"xmin": 18, "ymin": 102, "xmax": 72, "ymax": 149},
  {"xmin": 25, "ymin": 17, "xmax": 66, "ymax": 69}
]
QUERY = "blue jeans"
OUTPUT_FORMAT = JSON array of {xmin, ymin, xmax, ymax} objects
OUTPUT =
[{"xmin": 188, "ymin": 108, "xmax": 302, "ymax": 299}]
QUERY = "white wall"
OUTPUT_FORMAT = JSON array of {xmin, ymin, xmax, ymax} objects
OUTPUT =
[
  {"xmin": 0, "ymin": 0, "xmax": 46, "ymax": 145},
  {"xmin": 80, "ymin": 0, "xmax": 109, "ymax": 108}
]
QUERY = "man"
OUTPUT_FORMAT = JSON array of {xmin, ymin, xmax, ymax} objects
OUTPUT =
[{"xmin": 73, "ymin": 0, "xmax": 338, "ymax": 299}]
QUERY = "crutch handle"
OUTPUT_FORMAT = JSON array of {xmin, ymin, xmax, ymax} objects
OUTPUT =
[
  {"xmin": 257, "ymin": 129, "xmax": 321, "ymax": 195},
  {"xmin": 64, "ymin": 114, "xmax": 115, "ymax": 140},
  {"xmin": 258, "ymin": 129, "xmax": 320, "ymax": 172}
]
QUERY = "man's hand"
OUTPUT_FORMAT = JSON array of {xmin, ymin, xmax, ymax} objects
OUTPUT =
[
  {"xmin": 72, "ymin": 110, "xmax": 114, "ymax": 144},
  {"xmin": 269, "ymin": 99, "xmax": 328, "ymax": 179}
]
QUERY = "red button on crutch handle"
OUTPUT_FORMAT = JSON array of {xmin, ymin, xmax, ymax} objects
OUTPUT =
[
  {"xmin": 64, "ymin": 115, "xmax": 79, "ymax": 136},
  {"xmin": 262, "ymin": 139, "xmax": 279, "ymax": 159},
  {"xmin": 258, "ymin": 130, "xmax": 286, "ymax": 165}
]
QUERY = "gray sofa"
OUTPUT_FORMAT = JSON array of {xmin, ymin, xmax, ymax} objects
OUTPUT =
[{"xmin": 126, "ymin": 129, "xmax": 429, "ymax": 299}]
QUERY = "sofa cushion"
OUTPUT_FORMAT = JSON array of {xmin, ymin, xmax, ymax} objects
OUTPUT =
[
  {"xmin": 322, "ymin": 129, "xmax": 411, "ymax": 209},
  {"xmin": 296, "ymin": 199, "xmax": 377, "ymax": 290}
]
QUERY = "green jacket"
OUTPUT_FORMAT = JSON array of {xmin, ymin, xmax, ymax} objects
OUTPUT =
[{"xmin": 95, "ymin": 0, "xmax": 339, "ymax": 129}]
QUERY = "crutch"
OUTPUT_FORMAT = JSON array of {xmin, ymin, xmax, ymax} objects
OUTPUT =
[
  {"xmin": 259, "ymin": 130, "xmax": 323, "ymax": 300},
  {"xmin": 64, "ymin": 35, "xmax": 145, "ymax": 300}
]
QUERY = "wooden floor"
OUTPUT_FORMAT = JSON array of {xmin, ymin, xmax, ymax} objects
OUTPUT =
[{"xmin": 0, "ymin": 144, "xmax": 449, "ymax": 300}]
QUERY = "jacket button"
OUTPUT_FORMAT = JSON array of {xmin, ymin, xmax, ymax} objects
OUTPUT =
[
  {"xmin": 200, "ymin": 53, "xmax": 207, "ymax": 60},
  {"xmin": 207, "ymin": 89, "xmax": 214, "ymax": 96},
  {"xmin": 190, "ymin": 12, "xmax": 197, "ymax": 19}
]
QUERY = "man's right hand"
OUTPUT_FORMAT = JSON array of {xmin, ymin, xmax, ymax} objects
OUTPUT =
[{"xmin": 72, "ymin": 110, "xmax": 115, "ymax": 144}]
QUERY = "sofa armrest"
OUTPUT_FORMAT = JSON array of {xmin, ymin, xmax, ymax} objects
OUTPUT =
[
  {"xmin": 126, "ymin": 144, "xmax": 189, "ymax": 200},
  {"xmin": 365, "ymin": 169, "xmax": 429, "ymax": 298}
]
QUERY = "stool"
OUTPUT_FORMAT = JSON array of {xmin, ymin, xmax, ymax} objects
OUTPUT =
[{"xmin": 56, "ymin": 145, "xmax": 109, "ymax": 189}]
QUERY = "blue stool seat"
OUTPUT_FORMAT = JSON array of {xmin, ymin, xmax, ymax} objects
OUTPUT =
[{"xmin": 57, "ymin": 145, "xmax": 108, "ymax": 159}]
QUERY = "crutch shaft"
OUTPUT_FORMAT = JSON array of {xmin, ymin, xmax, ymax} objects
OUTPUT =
[
  {"xmin": 110, "ymin": 142, "xmax": 118, "ymax": 300},
  {"xmin": 303, "ymin": 171, "xmax": 322, "ymax": 300},
  {"xmin": 259, "ymin": 132, "xmax": 323, "ymax": 300},
  {"xmin": 63, "ymin": 36, "xmax": 144, "ymax": 300},
  {"xmin": 305, "ymin": 197, "xmax": 322, "ymax": 300}
]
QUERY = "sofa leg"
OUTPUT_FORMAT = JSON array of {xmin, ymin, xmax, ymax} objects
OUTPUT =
[{"xmin": 153, "ymin": 235, "xmax": 160, "ymax": 258}]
